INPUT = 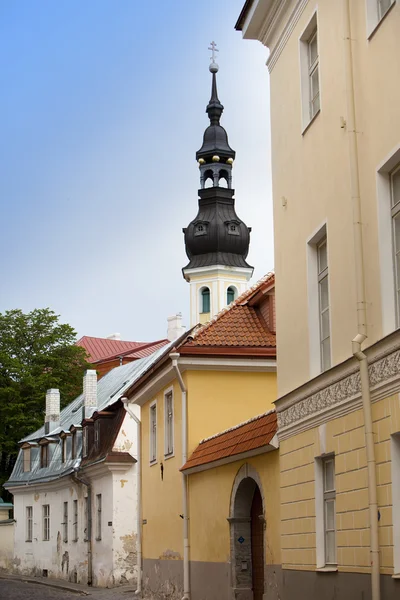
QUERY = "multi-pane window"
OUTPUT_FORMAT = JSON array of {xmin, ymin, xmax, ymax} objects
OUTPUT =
[
  {"xmin": 40, "ymin": 444, "xmax": 49, "ymax": 468},
  {"xmin": 201, "ymin": 288, "xmax": 210, "ymax": 313},
  {"xmin": 96, "ymin": 494, "xmax": 102, "ymax": 541},
  {"xmin": 62, "ymin": 501, "xmax": 68, "ymax": 543},
  {"xmin": 391, "ymin": 166, "xmax": 400, "ymax": 324},
  {"xmin": 323, "ymin": 457, "xmax": 336, "ymax": 565},
  {"xmin": 23, "ymin": 448, "xmax": 31, "ymax": 472},
  {"xmin": 317, "ymin": 237, "xmax": 331, "ymax": 371},
  {"xmin": 26, "ymin": 506, "xmax": 33, "ymax": 542},
  {"xmin": 43, "ymin": 505, "xmax": 50, "ymax": 541},
  {"xmin": 84, "ymin": 496, "xmax": 89, "ymax": 541},
  {"xmin": 378, "ymin": 0, "xmax": 393, "ymax": 19},
  {"xmin": 94, "ymin": 420, "xmax": 100, "ymax": 451},
  {"xmin": 308, "ymin": 28, "xmax": 320, "ymax": 119},
  {"xmin": 150, "ymin": 403, "xmax": 157, "ymax": 463},
  {"xmin": 73, "ymin": 499, "xmax": 78, "ymax": 542},
  {"xmin": 165, "ymin": 392, "xmax": 174, "ymax": 457}
]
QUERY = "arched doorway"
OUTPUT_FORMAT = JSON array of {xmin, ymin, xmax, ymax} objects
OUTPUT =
[{"xmin": 229, "ymin": 464, "xmax": 265, "ymax": 600}]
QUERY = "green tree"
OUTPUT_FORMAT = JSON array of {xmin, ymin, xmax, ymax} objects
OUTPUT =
[{"xmin": 0, "ymin": 308, "xmax": 92, "ymax": 495}]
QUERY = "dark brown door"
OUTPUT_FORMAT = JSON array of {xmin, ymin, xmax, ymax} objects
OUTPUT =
[{"xmin": 251, "ymin": 486, "xmax": 264, "ymax": 600}]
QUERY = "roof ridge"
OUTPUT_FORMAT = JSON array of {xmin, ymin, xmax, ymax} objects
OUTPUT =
[
  {"xmin": 199, "ymin": 408, "xmax": 276, "ymax": 445},
  {"xmin": 190, "ymin": 271, "xmax": 275, "ymax": 340}
]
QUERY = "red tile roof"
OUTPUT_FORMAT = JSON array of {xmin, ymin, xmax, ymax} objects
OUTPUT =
[
  {"xmin": 181, "ymin": 410, "xmax": 278, "ymax": 472},
  {"xmin": 180, "ymin": 273, "xmax": 276, "ymax": 351},
  {"xmin": 76, "ymin": 336, "xmax": 169, "ymax": 364}
]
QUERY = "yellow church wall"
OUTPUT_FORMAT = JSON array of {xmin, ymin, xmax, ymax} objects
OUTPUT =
[
  {"xmin": 188, "ymin": 451, "xmax": 281, "ymax": 565},
  {"xmin": 280, "ymin": 393, "xmax": 399, "ymax": 574},
  {"xmin": 141, "ymin": 377, "xmax": 184, "ymax": 560},
  {"xmin": 185, "ymin": 370, "xmax": 277, "ymax": 455}
]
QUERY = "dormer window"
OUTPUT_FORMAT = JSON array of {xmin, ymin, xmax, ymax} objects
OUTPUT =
[
  {"xmin": 94, "ymin": 420, "xmax": 100, "ymax": 451},
  {"xmin": 40, "ymin": 444, "xmax": 49, "ymax": 468},
  {"xmin": 82, "ymin": 427, "xmax": 88, "ymax": 458},
  {"xmin": 226, "ymin": 221, "xmax": 240, "ymax": 236},
  {"xmin": 71, "ymin": 431, "xmax": 76, "ymax": 459},
  {"xmin": 22, "ymin": 445, "xmax": 31, "ymax": 473},
  {"xmin": 194, "ymin": 222, "xmax": 208, "ymax": 236}
]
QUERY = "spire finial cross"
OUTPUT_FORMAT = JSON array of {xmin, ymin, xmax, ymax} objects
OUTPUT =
[{"xmin": 208, "ymin": 41, "xmax": 219, "ymax": 63}]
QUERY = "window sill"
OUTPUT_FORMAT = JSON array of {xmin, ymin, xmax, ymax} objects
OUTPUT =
[
  {"xmin": 392, "ymin": 573, "xmax": 400, "ymax": 579},
  {"xmin": 164, "ymin": 452, "xmax": 175, "ymax": 461},
  {"xmin": 149, "ymin": 460, "xmax": 157, "ymax": 467},
  {"xmin": 316, "ymin": 566, "xmax": 338, "ymax": 573},
  {"xmin": 302, "ymin": 109, "xmax": 320, "ymax": 136},
  {"xmin": 368, "ymin": 2, "xmax": 396, "ymax": 40}
]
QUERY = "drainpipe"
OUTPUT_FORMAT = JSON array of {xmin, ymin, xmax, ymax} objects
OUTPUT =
[
  {"xmin": 343, "ymin": 2, "xmax": 380, "ymax": 599},
  {"xmin": 121, "ymin": 398, "xmax": 142, "ymax": 596},
  {"xmin": 170, "ymin": 352, "xmax": 190, "ymax": 600},
  {"xmin": 72, "ymin": 469, "xmax": 92, "ymax": 586}
]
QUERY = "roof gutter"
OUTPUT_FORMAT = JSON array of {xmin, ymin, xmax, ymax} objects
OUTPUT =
[{"xmin": 170, "ymin": 352, "xmax": 190, "ymax": 600}]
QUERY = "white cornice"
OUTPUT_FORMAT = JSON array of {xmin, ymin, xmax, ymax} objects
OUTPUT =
[
  {"xmin": 183, "ymin": 265, "xmax": 253, "ymax": 281},
  {"xmin": 266, "ymin": 0, "xmax": 309, "ymax": 72},
  {"xmin": 277, "ymin": 331, "xmax": 400, "ymax": 440}
]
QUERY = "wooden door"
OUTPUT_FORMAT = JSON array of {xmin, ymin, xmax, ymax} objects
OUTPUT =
[{"xmin": 251, "ymin": 487, "xmax": 264, "ymax": 600}]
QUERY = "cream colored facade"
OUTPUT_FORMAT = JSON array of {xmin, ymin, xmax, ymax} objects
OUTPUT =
[{"xmin": 238, "ymin": 0, "xmax": 400, "ymax": 598}]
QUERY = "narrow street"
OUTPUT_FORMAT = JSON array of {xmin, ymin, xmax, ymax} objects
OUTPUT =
[{"xmin": 0, "ymin": 578, "xmax": 144, "ymax": 600}]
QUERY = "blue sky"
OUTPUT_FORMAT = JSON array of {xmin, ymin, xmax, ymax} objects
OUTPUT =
[{"xmin": 0, "ymin": 0, "xmax": 272, "ymax": 342}]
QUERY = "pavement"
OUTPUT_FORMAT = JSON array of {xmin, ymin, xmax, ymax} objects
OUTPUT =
[{"xmin": 0, "ymin": 573, "xmax": 148, "ymax": 599}]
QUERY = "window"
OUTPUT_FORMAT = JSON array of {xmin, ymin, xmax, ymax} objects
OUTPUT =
[
  {"xmin": 299, "ymin": 12, "xmax": 320, "ymax": 131},
  {"xmin": 323, "ymin": 458, "xmax": 336, "ymax": 564},
  {"xmin": 94, "ymin": 420, "xmax": 100, "ymax": 451},
  {"xmin": 71, "ymin": 432, "xmax": 76, "ymax": 459},
  {"xmin": 227, "ymin": 221, "xmax": 240, "ymax": 236},
  {"xmin": 366, "ymin": 0, "xmax": 395, "ymax": 35},
  {"xmin": 43, "ymin": 505, "xmax": 50, "ymax": 541},
  {"xmin": 61, "ymin": 437, "xmax": 66, "ymax": 463},
  {"xmin": 40, "ymin": 444, "xmax": 48, "ymax": 468},
  {"xmin": 26, "ymin": 506, "xmax": 33, "ymax": 542},
  {"xmin": 391, "ymin": 434, "xmax": 400, "ymax": 574},
  {"xmin": 23, "ymin": 447, "xmax": 31, "ymax": 472},
  {"xmin": 82, "ymin": 427, "xmax": 88, "ymax": 458},
  {"xmin": 227, "ymin": 286, "xmax": 236, "ymax": 304},
  {"xmin": 96, "ymin": 494, "xmax": 102, "ymax": 541},
  {"xmin": 308, "ymin": 29, "xmax": 320, "ymax": 120},
  {"xmin": 317, "ymin": 237, "xmax": 331, "ymax": 371},
  {"xmin": 84, "ymin": 496, "xmax": 89, "ymax": 541},
  {"xmin": 62, "ymin": 501, "xmax": 68, "ymax": 543},
  {"xmin": 201, "ymin": 288, "xmax": 210, "ymax": 313},
  {"xmin": 194, "ymin": 222, "xmax": 208, "ymax": 236},
  {"xmin": 164, "ymin": 391, "xmax": 174, "ymax": 457},
  {"xmin": 378, "ymin": 0, "xmax": 393, "ymax": 18},
  {"xmin": 73, "ymin": 499, "xmax": 78, "ymax": 542},
  {"xmin": 391, "ymin": 166, "xmax": 400, "ymax": 324},
  {"xmin": 150, "ymin": 402, "xmax": 157, "ymax": 463}
]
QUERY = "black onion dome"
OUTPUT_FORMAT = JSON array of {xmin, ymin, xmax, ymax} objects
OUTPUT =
[
  {"xmin": 183, "ymin": 187, "xmax": 253, "ymax": 271},
  {"xmin": 196, "ymin": 72, "xmax": 235, "ymax": 162}
]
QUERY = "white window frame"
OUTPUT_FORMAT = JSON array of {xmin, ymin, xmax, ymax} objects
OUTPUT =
[
  {"xmin": 392, "ymin": 434, "xmax": 400, "ymax": 574},
  {"xmin": 72, "ymin": 499, "xmax": 78, "ymax": 542},
  {"xmin": 377, "ymin": 146, "xmax": 400, "ymax": 335},
  {"xmin": 26, "ymin": 506, "xmax": 33, "ymax": 542},
  {"xmin": 96, "ymin": 494, "xmax": 102, "ymax": 541},
  {"xmin": 317, "ymin": 237, "xmax": 331, "ymax": 372},
  {"xmin": 43, "ymin": 504, "xmax": 50, "ymax": 541},
  {"xmin": 199, "ymin": 286, "xmax": 211, "ymax": 314},
  {"xmin": 366, "ymin": 0, "xmax": 395, "ymax": 37},
  {"xmin": 315, "ymin": 455, "xmax": 337, "ymax": 569},
  {"xmin": 62, "ymin": 501, "xmax": 68, "ymax": 543},
  {"xmin": 299, "ymin": 10, "xmax": 320, "ymax": 132},
  {"xmin": 307, "ymin": 223, "xmax": 332, "ymax": 377},
  {"xmin": 164, "ymin": 388, "xmax": 174, "ymax": 458},
  {"xmin": 149, "ymin": 401, "xmax": 157, "ymax": 464}
]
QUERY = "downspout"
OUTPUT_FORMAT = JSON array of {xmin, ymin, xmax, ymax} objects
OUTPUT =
[
  {"xmin": 121, "ymin": 398, "xmax": 142, "ymax": 596},
  {"xmin": 343, "ymin": 2, "xmax": 380, "ymax": 599},
  {"xmin": 170, "ymin": 352, "xmax": 190, "ymax": 600},
  {"xmin": 72, "ymin": 469, "xmax": 93, "ymax": 586}
]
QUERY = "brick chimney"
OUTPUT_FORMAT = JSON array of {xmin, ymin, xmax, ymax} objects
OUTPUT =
[
  {"xmin": 83, "ymin": 369, "xmax": 98, "ymax": 419},
  {"xmin": 167, "ymin": 313, "xmax": 186, "ymax": 342},
  {"xmin": 45, "ymin": 389, "xmax": 60, "ymax": 434}
]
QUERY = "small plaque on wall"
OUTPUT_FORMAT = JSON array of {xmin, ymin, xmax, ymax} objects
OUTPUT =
[{"xmin": 108, "ymin": 521, "xmax": 112, "ymax": 526}]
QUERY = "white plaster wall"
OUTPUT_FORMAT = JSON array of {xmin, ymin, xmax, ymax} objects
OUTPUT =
[{"xmin": 0, "ymin": 523, "xmax": 14, "ymax": 569}]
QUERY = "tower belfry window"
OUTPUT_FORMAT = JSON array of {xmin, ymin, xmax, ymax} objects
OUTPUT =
[
  {"xmin": 201, "ymin": 288, "xmax": 210, "ymax": 313},
  {"xmin": 227, "ymin": 287, "xmax": 236, "ymax": 304}
]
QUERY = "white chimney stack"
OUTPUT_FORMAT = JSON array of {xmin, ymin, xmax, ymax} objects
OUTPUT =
[
  {"xmin": 83, "ymin": 369, "xmax": 98, "ymax": 418},
  {"xmin": 106, "ymin": 333, "xmax": 121, "ymax": 341},
  {"xmin": 167, "ymin": 313, "xmax": 186, "ymax": 342},
  {"xmin": 45, "ymin": 389, "xmax": 60, "ymax": 434}
]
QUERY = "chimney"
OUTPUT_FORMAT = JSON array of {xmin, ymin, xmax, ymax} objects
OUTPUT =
[
  {"xmin": 106, "ymin": 333, "xmax": 121, "ymax": 341},
  {"xmin": 83, "ymin": 369, "xmax": 98, "ymax": 419},
  {"xmin": 167, "ymin": 313, "xmax": 186, "ymax": 342},
  {"xmin": 45, "ymin": 389, "xmax": 60, "ymax": 434}
]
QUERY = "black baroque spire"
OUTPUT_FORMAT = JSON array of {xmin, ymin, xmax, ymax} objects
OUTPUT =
[{"xmin": 182, "ymin": 49, "xmax": 253, "ymax": 276}]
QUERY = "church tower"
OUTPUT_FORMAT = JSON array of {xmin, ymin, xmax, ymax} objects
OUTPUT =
[{"xmin": 183, "ymin": 44, "xmax": 253, "ymax": 326}]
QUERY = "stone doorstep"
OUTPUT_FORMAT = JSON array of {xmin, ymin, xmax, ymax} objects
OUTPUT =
[{"xmin": 0, "ymin": 573, "xmax": 138, "ymax": 597}]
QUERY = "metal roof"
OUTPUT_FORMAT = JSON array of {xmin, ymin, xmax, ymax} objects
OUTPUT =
[{"xmin": 6, "ymin": 341, "xmax": 175, "ymax": 488}]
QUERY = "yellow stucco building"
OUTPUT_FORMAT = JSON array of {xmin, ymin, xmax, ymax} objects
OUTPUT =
[
  {"xmin": 125, "ymin": 274, "xmax": 281, "ymax": 600},
  {"xmin": 237, "ymin": 1, "xmax": 400, "ymax": 599}
]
